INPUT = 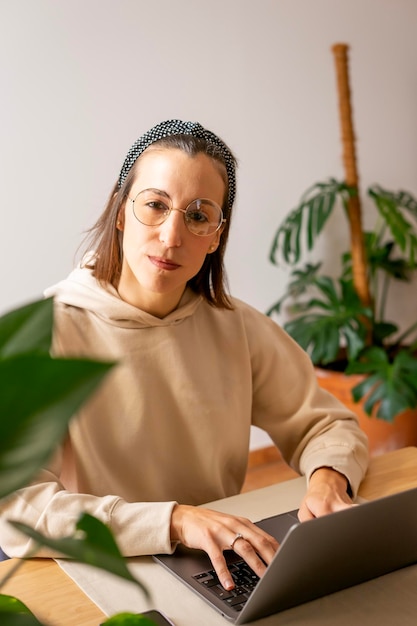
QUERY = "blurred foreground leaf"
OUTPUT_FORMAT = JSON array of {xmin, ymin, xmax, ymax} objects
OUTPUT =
[
  {"xmin": 0, "ymin": 298, "xmax": 54, "ymax": 359},
  {"xmin": 0, "ymin": 594, "xmax": 43, "ymax": 625},
  {"xmin": 102, "ymin": 614, "xmax": 157, "ymax": 625},
  {"xmin": 10, "ymin": 513, "xmax": 149, "ymax": 598},
  {"xmin": 0, "ymin": 354, "xmax": 114, "ymax": 499}
]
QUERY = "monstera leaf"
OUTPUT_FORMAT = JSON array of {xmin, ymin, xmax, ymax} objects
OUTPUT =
[{"xmin": 0, "ymin": 298, "xmax": 114, "ymax": 499}]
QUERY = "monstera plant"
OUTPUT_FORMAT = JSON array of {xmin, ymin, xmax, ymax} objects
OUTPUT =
[
  {"xmin": 267, "ymin": 181, "xmax": 417, "ymax": 422},
  {"xmin": 0, "ymin": 297, "xmax": 155, "ymax": 625},
  {"xmin": 267, "ymin": 44, "xmax": 417, "ymax": 424}
]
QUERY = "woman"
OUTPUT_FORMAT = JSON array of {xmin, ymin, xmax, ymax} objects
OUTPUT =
[{"xmin": 0, "ymin": 120, "xmax": 368, "ymax": 591}]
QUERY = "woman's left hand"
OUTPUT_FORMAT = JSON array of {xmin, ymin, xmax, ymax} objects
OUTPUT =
[{"xmin": 298, "ymin": 467, "xmax": 354, "ymax": 521}]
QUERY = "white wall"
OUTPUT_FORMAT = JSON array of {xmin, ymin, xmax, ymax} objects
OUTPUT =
[{"xmin": 1, "ymin": 0, "xmax": 416, "ymax": 449}]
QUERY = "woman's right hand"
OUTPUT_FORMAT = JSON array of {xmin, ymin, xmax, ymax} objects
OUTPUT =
[{"xmin": 170, "ymin": 504, "xmax": 279, "ymax": 590}]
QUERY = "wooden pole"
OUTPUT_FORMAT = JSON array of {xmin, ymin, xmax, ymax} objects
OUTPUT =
[{"xmin": 331, "ymin": 43, "xmax": 372, "ymax": 309}]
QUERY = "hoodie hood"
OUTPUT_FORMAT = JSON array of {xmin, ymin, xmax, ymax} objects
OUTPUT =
[{"xmin": 44, "ymin": 265, "xmax": 203, "ymax": 329}]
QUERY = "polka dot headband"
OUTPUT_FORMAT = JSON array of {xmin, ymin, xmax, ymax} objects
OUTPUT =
[{"xmin": 117, "ymin": 119, "xmax": 236, "ymax": 210}]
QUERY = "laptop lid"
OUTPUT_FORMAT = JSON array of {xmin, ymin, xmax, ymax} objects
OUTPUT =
[{"xmin": 154, "ymin": 487, "xmax": 417, "ymax": 624}]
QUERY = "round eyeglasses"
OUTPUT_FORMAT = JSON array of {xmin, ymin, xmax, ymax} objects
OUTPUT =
[{"xmin": 129, "ymin": 188, "xmax": 226, "ymax": 237}]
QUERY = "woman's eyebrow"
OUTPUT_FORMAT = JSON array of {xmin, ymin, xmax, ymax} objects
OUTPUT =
[
  {"xmin": 131, "ymin": 187, "xmax": 171, "ymax": 198},
  {"xmin": 148, "ymin": 188, "xmax": 170, "ymax": 197}
]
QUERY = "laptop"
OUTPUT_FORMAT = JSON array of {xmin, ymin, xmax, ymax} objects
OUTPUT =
[{"xmin": 154, "ymin": 486, "xmax": 417, "ymax": 623}]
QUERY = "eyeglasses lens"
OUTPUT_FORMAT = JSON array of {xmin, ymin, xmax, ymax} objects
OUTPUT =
[
  {"xmin": 132, "ymin": 190, "xmax": 222, "ymax": 236},
  {"xmin": 185, "ymin": 199, "xmax": 222, "ymax": 236}
]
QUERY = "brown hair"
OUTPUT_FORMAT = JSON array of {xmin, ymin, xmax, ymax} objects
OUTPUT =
[{"xmin": 81, "ymin": 134, "xmax": 237, "ymax": 308}]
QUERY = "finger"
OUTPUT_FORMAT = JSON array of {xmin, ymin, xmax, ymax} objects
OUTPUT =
[
  {"xmin": 208, "ymin": 549, "xmax": 235, "ymax": 590},
  {"xmin": 211, "ymin": 529, "xmax": 277, "ymax": 589},
  {"xmin": 297, "ymin": 503, "xmax": 314, "ymax": 522},
  {"xmin": 232, "ymin": 537, "xmax": 269, "ymax": 578},
  {"xmin": 234, "ymin": 522, "xmax": 279, "ymax": 565}
]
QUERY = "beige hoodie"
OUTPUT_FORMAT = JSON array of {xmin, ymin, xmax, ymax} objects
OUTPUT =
[{"xmin": 0, "ymin": 266, "xmax": 368, "ymax": 557}]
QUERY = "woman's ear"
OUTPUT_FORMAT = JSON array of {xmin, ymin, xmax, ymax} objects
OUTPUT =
[
  {"xmin": 116, "ymin": 210, "xmax": 125, "ymax": 231},
  {"xmin": 207, "ymin": 231, "xmax": 222, "ymax": 254}
]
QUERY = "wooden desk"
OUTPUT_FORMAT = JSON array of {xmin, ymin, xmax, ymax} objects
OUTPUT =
[
  {"xmin": 1, "ymin": 447, "xmax": 417, "ymax": 626},
  {"xmin": 0, "ymin": 558, "xmax": 105, "ymax": 626}
]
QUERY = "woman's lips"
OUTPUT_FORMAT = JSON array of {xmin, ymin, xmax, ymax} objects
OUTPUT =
[{"xmin": 149, "ymin": 256, "xmax": 180, "ymax": 271}]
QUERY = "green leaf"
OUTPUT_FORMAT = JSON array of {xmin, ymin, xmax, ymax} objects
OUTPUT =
[
  {"xmin": 269, "ymin": 179, "xmax": 349, "ymax": 266},
  {"xmin": 75, "ymin": 512, "xmax": 123, "ymax": 557},
  {"xmin": 0, "ymin": 354, "xmax": 114, "ymax": 499},
  {"xmin": 265, "ymin": 263, "xmax": 321, "ymax": 317},
  {"xmin": 314, "ymin": 276, "xmax": 339, "ymax": 305},
  {"xmin": 372, "ymin": 321, "xmax": 398, "ymax": 344},
  {"xmin": 283, "ymin": 276, "xmax": 369, "ymax": 364},
  {"xmin": 350, "ymin": 374, "xmax": 379, "ymax": 402},
  {"xmin": 375, "ymin": 388, "xmax": 413, "ymax": 422},
  {"xmin": 102, "ymin": 614, "xmax": 156, "ymax": 625},
  {"xmin": 347, "ymin": 348, "xmax": 417, "ymax": 421},
  {"xmin": 346, "ymin": 347, "xmax": 389, "ymax": 374},
  {"xmin": 0, "ymin": 595, "xmax": 32, "ymax": 614},
  {"xmin": 343, "ymin": 234, "xmax": 412, "ymax": 288},
  {"xmin": 284, "ymin": 264, "xmax": 322, "ymax": 297},
  {"xmin": 342, "ymin": 325, "xmax": 367, "ymax": 363},
  {"xmin": 9, "ymin": 514, "xmax": 149, "ymax": 598},
  {"xmin": 285, "ymin": 314, "xmax": 341, "ymax": 364},
  {"xmin": 369, "ymin": 186, "xmax": 417, "ymax": 266},
  {"xmin": 370, "ymin": 241, "xmax": 410, "ymax": 281},
  {"xmin": 265, "ymin": 300, "xmax": 282, "ymax": 317},
  {"xmin": 0, "ymin": 595, "xmax": 43, "ymax": 625},
  {"xmin": 0, "ymin": 615, "xmax": 43, "ymax": 626},
  {"xmin": 0, "ymin": 299, "xmax": 53, "ymax": 359}
]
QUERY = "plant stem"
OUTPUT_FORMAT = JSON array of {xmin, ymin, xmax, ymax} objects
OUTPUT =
[
  {"xmin": 395, "ymin": 320, "xmax": 417, "ymax": 347},
  {"xmin": 378, "ymin": 271, "xmax": 389, "ymax": 323},
  {"xmin": 331, "ymin": 43, "xmax": 372, "ymax": 313}
]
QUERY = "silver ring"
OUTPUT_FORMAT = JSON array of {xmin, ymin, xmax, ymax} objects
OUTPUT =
[{"xmin": 230, "ymin": 532, "xmax": 245, "ymax": 550}]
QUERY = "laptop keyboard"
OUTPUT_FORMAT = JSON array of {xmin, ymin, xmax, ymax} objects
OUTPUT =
[{"xmin": 193, "ymin": 561, "xmax": 260, "ymax": 613}]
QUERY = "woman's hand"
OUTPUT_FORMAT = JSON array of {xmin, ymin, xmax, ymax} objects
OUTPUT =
[
  {"xmin": 298, "ymin": 467, "xmax": 354, "ymax": 521},
  {"xmin": 170, "ymin": 504, "xmax": 279, "ymax": 591}
]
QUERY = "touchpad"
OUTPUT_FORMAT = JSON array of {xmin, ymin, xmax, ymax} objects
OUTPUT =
[{"xmin": 256, "ymin": 510, "xmax": 299, "ymax": 543}]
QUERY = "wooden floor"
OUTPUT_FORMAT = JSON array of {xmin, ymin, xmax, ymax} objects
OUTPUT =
[{"xmin": 242, "ymin": 446, "xmax": 299, "ymax": 493}]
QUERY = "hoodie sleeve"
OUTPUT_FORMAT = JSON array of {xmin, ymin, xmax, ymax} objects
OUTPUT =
[
  {"xmin": 0, "ymin": 446, "xmax": 177, "ymax": 559},
  {"xmin": 231, "ymin": 299, "xmax": 369, "ymax": 497}
]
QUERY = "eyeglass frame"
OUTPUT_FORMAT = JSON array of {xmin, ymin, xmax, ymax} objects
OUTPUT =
[{"xmin": 127, "ymin": 188, "xmax": 226, "ymax": 237}]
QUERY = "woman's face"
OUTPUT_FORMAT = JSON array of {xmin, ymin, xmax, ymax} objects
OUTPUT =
[{"xmin": 116, "ymin": 147, "xmax": 226, "ymax": 317}]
